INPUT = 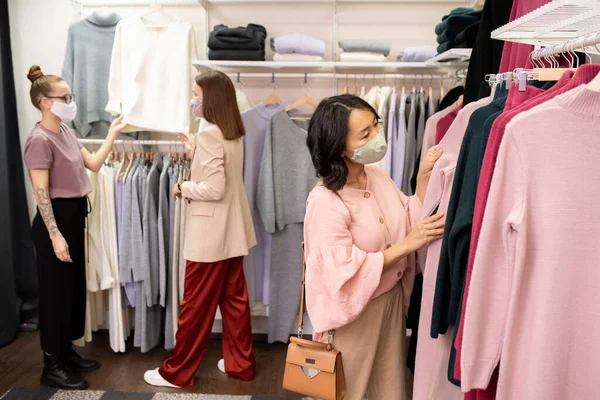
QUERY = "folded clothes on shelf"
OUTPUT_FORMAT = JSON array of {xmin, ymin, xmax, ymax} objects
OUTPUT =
[
  {"xmin": 208, "ymin": 23, "xmax": 267, "ymax": 61},
  {"xmin": 270, "ymin": 33, "xmax": 326, "ymax": 57},
  {"xmin": 397, "ymin": 46, "xmax": 437, "ymax": 62},
  {"xmin": 273, "ymin": 53, "xmax": 324, "ymax": 62},
  {"xmin": 339, "ymin": 52, "xmax": 387, "ymax": 62},
  {"xmin": 338, "ymin": 40, "xmax": 391, "ymax": 57},
  {"xmin": 436, "ymin": 21, "xmax": 480, "ymax": 54},
  {"xmin": 208, "ymin": 48, "xmax": 265, "ymax": 61},
  {"xmin": 208, "ymin": 23, "xmax": 267, "ymax": 50},
  {"xmin": 435, "ymin": 8, "xmax": 482, "ymax": 36}
]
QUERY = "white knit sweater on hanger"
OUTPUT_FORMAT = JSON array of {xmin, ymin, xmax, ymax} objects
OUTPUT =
[{"xmin": 106, "ymin": 16, "xmax": 196, "ymax": 133}]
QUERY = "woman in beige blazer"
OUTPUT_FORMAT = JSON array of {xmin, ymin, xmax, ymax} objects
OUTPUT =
[{"xmin": 144, "ymin": 70, "xmax": 257, "ymax": 389}]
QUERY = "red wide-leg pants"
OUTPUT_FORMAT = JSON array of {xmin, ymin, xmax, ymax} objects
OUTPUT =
[{"xmin": 159, "ymin": 256, "xmax": 256, "ymax": 387}]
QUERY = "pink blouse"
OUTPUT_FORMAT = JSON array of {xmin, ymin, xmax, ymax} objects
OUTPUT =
[{"xmin": 303, "ymin": 165, "xmax": 421, "ymax": 339}]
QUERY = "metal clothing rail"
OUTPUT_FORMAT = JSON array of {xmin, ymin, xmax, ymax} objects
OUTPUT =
[
  {"xmin": 225, "ymin": 72, "xmax": 451, "ymax": 79},
  {"xmin": 530, "ymin": 32, "xmax": 600, "ymax": 62},
  {"xmin": 79, "ymin": 139, "xmax": 184, "ymax": 147}
]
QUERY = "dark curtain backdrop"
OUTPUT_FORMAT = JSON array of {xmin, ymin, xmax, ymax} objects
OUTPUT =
[{"xmin": 0, "ymin": 0, "xmax": 38, "ymax": 348}]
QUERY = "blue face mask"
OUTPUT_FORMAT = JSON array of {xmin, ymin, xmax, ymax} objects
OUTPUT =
[
  {"xmin": 190, "ymin": 99, "xmax": 203, "ymax": 119},
  {"xmin": 348, "ymin": 129, "xmax": 388, "ymax": 164}
]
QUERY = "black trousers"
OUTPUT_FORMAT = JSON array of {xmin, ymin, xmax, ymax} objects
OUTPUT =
[{"xmin": 31, "ymin": 197, "xmax": 87, "ymax": 357}]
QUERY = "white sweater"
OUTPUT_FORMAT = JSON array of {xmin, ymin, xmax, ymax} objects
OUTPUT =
[{"xmin": 106, "ymin": 16, "xmax": 196, "ymax": 133}]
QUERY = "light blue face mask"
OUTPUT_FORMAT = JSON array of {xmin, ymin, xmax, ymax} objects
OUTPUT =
[{"xmin": 349, "ymin": 130, "xmax": 388, "ymax": 164}]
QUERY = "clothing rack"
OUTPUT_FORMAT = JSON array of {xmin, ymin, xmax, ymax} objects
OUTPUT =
[
  {"xmin": 79, "ymin": 139, "xmax": 186, "ymax": 152},
  {"xmin": 530, "ymin": 32, "xmax": 600, "ymax": 63},
  {"xmin": 226, "ymin": 73, "xmax": 451, "ymax": 79},
  {"xmin": 79, "ymin": 139, "xmax": 183, "ymax": 146}
]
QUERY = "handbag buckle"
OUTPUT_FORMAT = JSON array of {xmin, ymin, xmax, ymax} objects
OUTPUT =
[
  {"xmin": 298, "ymin": 326, "xmax": 304, "ymax": 338},
  {"xmin": 328, "ymin": 331, "xmax": 333, "ymax": 345}
]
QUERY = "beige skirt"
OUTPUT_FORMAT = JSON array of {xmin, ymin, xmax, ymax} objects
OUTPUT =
[{"xmin": 326, "ymin": 283, "xmax": 408, "ymax": 400}]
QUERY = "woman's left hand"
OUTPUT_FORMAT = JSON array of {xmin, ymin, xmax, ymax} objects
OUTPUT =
[
  {"xmin": 418, "ymin": 146, "xmax": 444, "ymax": 177},
  {"xmin": 173, "ymin": 184, "xmax": 182, "ymax": 199}
]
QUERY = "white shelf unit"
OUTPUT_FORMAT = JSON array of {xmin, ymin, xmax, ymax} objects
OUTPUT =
[
  {"xmin": 198, "ymin": 0, "xmax": 464, "ymax": 5},
  {"xmin": 426, "ymin": 48, "xmax": 472, "ymax": 63},
  {"xmin": 491, "ymin": 0, "xmax": 600, "ymax": 46},
  {"xmin": 193, "ymin": 60, "xmax": 468, "ymax": 71},
  {"xmin": 71, "ymin": 0, "xmax": 201, "ymax": 5}
]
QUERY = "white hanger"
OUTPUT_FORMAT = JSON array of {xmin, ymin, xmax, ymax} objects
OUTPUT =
[
  {"xmin": 98, "ymin": 0, "xmax": 111, "ymax": 14},
  {"xmin": 140, "ymin": 1, "xmax": 175, "ymax": 28}
]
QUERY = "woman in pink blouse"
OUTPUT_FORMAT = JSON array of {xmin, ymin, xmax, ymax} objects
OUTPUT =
[{"xmin": 304, "ymin": 94, "xmax": 444, "ymax": 400}]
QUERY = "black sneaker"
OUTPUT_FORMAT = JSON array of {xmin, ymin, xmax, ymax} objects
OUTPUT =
[{"xmin": 41, "ymin": 354, "xmax": 88, "ymax": 390}]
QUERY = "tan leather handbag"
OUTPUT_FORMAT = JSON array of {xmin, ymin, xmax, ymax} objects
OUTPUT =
[{"xmin": 282, "ymin": 243, "xmax": 345, "ymax": 400}]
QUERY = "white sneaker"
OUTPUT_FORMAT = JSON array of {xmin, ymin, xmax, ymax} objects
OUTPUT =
[
  {"xmin": 144, "ymin": 368, "xmax": 182, "ymax": 388},
  {"xmin": 217, "ymin": 359, "xmax": 226, "ymax": 374}
]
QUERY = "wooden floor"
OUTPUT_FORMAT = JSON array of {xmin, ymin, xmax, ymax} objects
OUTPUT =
[{"xmin": 0, "ymin": 331, "xmax": 294, "ymax": 396}]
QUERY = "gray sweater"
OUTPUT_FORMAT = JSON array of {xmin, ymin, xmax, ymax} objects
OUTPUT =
[
  {"xmin": 402, "ymin": 93, "xmax": 418, "ymax": 195},
  {"xmin": 62, "ymin": 12, "xmax": 120, "ymax": 137},
  {"xmin": 143, "ymin": 155, "xmax": 163, "ymax": 307},
  {"xmin": 256, "ymin": 109, "xmax": 318, "ymax": 343},
  {"xmin": 158, "ymin": 156, "xmax": 172, "ymax": 308},
  {"xmin": 256, "ymin": 108, "xmax": 317, "ymax": 233}
]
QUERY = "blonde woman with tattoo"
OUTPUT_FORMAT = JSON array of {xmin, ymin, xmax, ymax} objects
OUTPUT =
[{"xmin": 23, "ymin": 65, "xmax": 126, "ymax": 390}]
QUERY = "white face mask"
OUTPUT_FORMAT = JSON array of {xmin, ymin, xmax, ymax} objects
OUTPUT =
[
  {"xmin": 348, "ymin": 130, "xmax": 388, "ymax": 164},
  {"xmin": 50, "ymin": 101, "xmax": 77, "ymax": 123}
]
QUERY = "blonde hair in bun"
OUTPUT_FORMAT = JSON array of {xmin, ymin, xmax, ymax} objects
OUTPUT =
[{"xmin": 27, "ymin": 65, "xmax": 64, "ymax": 109}]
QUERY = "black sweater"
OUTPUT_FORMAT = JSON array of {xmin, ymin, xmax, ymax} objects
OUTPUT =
[{"xmin": 463, "ymin": 0, "xmax": 513, "ymax": 104}]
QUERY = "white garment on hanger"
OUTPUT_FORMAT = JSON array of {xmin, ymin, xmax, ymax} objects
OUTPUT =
[
  {"xmin": 364, "ymin": 86, "xmax": 381, "ymax": 109},
  {"xmin": 100, "ymin": 165, "xmax": 127, "ymax": 352},
  {"xmin": 106, "ymin": 17, "xmax": 196, "ymax": 133},
  {"xmin": 376, "ymin": 86, "xmax": 394, "ymax": 172},
  {"xmin": 236, "ymin": 88, "xmax": 253, "ymax": 113}
]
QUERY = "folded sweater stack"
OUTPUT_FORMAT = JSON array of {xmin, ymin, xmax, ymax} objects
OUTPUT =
[
  {"xmin": 397, "ymin": 46, "xmax": 437, "ymax": 62},
  {"xmin": 435, "ymin": 8, "xmax": 481, "ymax": 54},
  {"xmin": 208, "ymin": 23, "xmax": 267, "ymax": 61},
  {"xmin": 270, "ymin": 33, "xmax": 326, "ymax": 61},
  {"xmin": 338, "ymin": 40, "xmax": 390, "ymax": 62}
]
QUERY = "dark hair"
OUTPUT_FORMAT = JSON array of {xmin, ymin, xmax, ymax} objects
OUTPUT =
[
  {"xmin": 306, "ymin": 94, "xmax": 378, "ymax": 192},
  {"xmin": 27, "ymin": 65, "xmax": 63, "ymax": 110},
  {"xmin": 195, "ymin": 70, "xmax": 245, "ymax": 140}
]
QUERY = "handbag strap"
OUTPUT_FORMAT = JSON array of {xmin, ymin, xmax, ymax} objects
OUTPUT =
[
  {"xmin": 298, "ymin": 242, "xmax": 334, "ymax": 347},
  {"xmin": 298, "ymin": 242, "xmax": 307, "ymax": 335}
]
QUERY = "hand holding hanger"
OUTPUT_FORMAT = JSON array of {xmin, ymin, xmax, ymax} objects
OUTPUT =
[{"xmin": 107, "ymin": 115, "xmax": 127, "ymax": 140}]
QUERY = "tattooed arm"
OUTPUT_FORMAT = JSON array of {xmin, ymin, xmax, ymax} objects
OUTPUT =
[{"xmin": 30, "ymin": 169, "xmax": 72, "ymax": 263}]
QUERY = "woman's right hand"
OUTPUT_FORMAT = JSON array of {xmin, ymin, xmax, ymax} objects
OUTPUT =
[
  {"xmin": 52, "ymin": 235, "xmax": 72, "ymax": 263},
  {"xmin": 178, "ymin": 132, "xmax": 196, "ymax": 155},
  {"xmin": 404, "ymin": 213, "xmax": 445, "ymax": 253}
]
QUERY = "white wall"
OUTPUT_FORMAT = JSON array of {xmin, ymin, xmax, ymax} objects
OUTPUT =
[{"xmin": 8, "ymin": 0, "xmax": 465, "ymax": 216}]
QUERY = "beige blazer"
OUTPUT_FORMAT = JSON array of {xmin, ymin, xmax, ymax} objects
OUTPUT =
[{"xmin": 181, "ymin": 119, "xmax": 256, "ymax": 263}]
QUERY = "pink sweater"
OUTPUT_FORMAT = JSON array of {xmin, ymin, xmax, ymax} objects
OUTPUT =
[
  {"xmin": 303, "ymin": 165, "xmax": 421, "ymax": 340},
  {"xmin": 457, "ymin": 66, "xmax": 600, "ymax": 396},
  {"xmin": 412, "ymin": 96, "xmax": 490, "ymax": 400},
  {"xmin": 461, "ymin": 85, "xmax": 600, "ymax": 400},
  {"xmin": 421, "ymin": 103, "xmax": 459, "ymax": 161}
]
